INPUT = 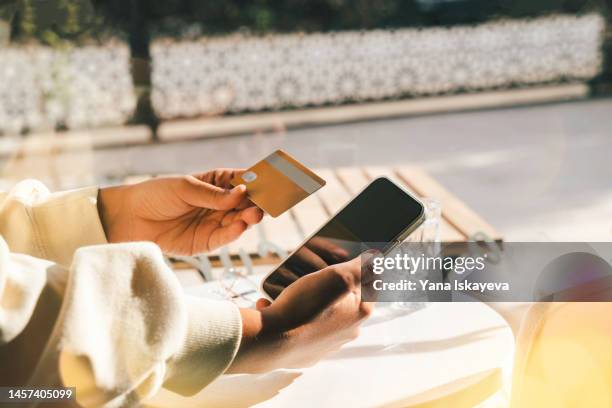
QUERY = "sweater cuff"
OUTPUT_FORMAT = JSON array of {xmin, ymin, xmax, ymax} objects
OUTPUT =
[
  {"xmin": 32, "ymin": 186, "xmax": 108, "ymax": 266},
  {"xmin": 164, "ymin": 297, "xmax": 242, "ymax": 396}
]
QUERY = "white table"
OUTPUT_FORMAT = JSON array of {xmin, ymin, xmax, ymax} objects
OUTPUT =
[{"xmin": 149, "ymin": 269, "xmax": 515, "ymax": 408}]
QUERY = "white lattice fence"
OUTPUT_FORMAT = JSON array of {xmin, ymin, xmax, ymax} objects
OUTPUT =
[
  {"xmin": 0, "ymin": 41, "xmax": 136, "ymax": 135},
  {"xmin": 151, "ymin": 14, "xmax": 605, "ymax": 119}
]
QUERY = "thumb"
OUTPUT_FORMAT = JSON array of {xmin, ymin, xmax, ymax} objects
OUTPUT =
[
  {"xmin": 256, "ymin": 298, "xmax": 272, "ymax": 310},
  {"xmin": 181, "ymin": 176, "xmax": 247, "ymax": 210}
]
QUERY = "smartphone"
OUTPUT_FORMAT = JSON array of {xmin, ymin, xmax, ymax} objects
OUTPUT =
[{"xmin": 261, "ymin": 177, "xmax": 426, "ymax": 299}]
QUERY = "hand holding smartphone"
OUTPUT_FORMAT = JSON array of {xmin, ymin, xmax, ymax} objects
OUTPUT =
[
  {"xmin": 262, "ymin": 177, "xmax": 425, "ymax": 299},
  {"xmin": 230, "ymin": 176, "xmax": 424, "ymax": 373}
]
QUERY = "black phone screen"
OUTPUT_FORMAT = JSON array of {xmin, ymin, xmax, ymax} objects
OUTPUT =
[{"xmin": 262, "ymin": 177, "xmax": 424, "ymax": 299}]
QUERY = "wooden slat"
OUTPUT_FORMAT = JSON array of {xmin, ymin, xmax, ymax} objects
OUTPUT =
[
  {"xmin": 396, "ymin": 166, "xmax": 502, "ymax": 241},
  {"xmin": 363, "ymin": 167, "xmax": 465, "ymax": 242},
  {"xmin": 214, "ymin": 236, "xmax": 239, "ymax": 257},
  {"xmin": 230, "ymin": 222, "xmax": 260, "ymax": 254},
  {"xmin": 335, "ymin": 167, "xmax": 370, "ymax": 195},
  {"xmin": 363, "ymin": 166, "xmax": 410, "ymax": 190},
  {"xmin": 175, "ymin": 269, "xmax": 205, "ymax": 287},
  {"xmin": 439, "ymin": 220, "xmax": 466, "ymax": 242},
  {"xmin": 291, "ymin": 195, "xmax": 329, "ymax": 238},
  {"xmin": 260, "ymin": 212, "xmax": 303, "ymax": 252},
  {"xmin": 314, "ymin": 168, "xmax": 352, "ymax": 215}
]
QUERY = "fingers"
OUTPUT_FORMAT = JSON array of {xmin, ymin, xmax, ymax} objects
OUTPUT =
[
  {"xmin": 287, "ymin": 246, "xmax": 329, "ymax": 275},
  {"xmin": 267, "ymin": 266, "xmax": 354, "ymax": 332},
  {"xmin": 306, "ymin": 237, "xmax": 350, "ymax": 264},
  {"xmin": 193, "ymin": 169, "xmax": 245, "ymax": 189},
  {"xmin": 307, "ymin": 237, "xmax": 350, "ymax": 258},
  {"xmin": 306, "ymin": 266, "xmax": 355, "ymax": 309},
  {"xmin": 180, "ymin": 175, "xmax": 248, "ymax": 210},
  {"xmin": 191, "ymin": 207, "xmax": 263, "ymax": 253},
  {"xmin": 239, "ymin": 206, "xmax": 264, "ymax": 225},
  {"xmin": 334, "ymin": 254, "xmax": 378, "ymax": 310},
  {"xmin": 184, "ymin": 173, "xmax": 263, "ymax": 215},
  {"xmin": 360, "ymin": 301, "xmax": 375, "ymax": 318},
  {"xmin": 221, "ymin": 207, "xmax": 264, "ymax": 227},
  {"xmin": 235, "ymin": 196, "xmax": 255, "ymax": 210},
  {"xmin": 262, "ymin": 281, "xmax": 284, "ymax": 299},
  {"xmin": 274, "ymin": 265, "xmax": 303, "ymax": 286},
  {"xmin": 206, "ymin": 220, "xmax": 248, "ymax": 251},
  {"xmin": 335, "ymin": 256, "xmax": 362, "ymax": 286}
]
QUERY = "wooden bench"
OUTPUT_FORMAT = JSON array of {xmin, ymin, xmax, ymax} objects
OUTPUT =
[{"xmin": 125, "ymin": 166, "xmax": 502, "ymax": 279}]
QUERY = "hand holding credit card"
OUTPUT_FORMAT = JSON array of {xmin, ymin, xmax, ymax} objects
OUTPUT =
[{"xmin": 231, "ymin": 150, "xmax": 326, "ymax": 217}]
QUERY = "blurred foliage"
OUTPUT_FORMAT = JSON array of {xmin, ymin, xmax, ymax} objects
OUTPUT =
[
  {"xmin": 93, "ymin": 0, "xmax": 606, "ymax": 56},
  {"xmin": 0, "ymin": 0, "xmax": 608, "ymax": 53},
  {"xmin": 100, "ymin": 0, "xmax": 602, "ymax": 35},
  {"xmin": 0, "ymin": 0, "xmax": 121, "ymax": 46}
]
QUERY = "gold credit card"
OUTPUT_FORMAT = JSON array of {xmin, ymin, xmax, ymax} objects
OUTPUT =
[{"xmin": 231, "ymin": 150, "xmax": 326, "ymax": 217}]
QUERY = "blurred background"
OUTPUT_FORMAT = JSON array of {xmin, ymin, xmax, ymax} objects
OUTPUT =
[{"xmin": 0, "ymin": 0, "xmax": 611, "ymax": 241}]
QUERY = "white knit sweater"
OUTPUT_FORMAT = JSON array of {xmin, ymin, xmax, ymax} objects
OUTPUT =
[{"xmin": 0, "ymin": 180, "xmax": 242, "ymax": 407}]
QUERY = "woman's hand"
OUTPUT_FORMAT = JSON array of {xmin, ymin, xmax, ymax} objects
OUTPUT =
[
  {"xmin": 261, "ymin": 236, "xmax": 351, "ymax": 298},
  {"xmin": 230, "ymin": 255, "xmax": 374, "ymax": 373},
  {"xmin": 97, "ymin": 169, "xmax": 264, "ymax": 255}
]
